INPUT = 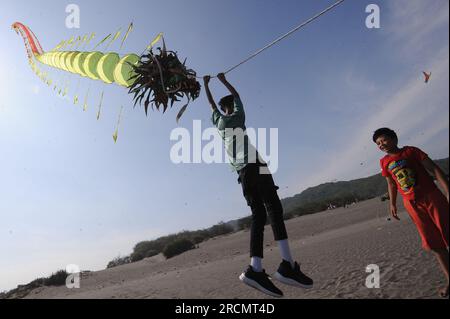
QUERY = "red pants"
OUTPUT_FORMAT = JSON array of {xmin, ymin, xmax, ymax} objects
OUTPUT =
[{"xmin": 403, "ymin": 189, "xmax": 449, "ymax": 251}]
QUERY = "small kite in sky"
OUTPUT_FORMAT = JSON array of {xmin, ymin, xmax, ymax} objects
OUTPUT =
[{"xmin": 423, "ymin": 71, "xmax": 432, "ymax": 84}]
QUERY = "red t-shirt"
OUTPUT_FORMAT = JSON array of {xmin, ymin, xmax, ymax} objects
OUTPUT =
[{"xmin": 380, "ymin": 146, "xmax": 437, "ymax": 201}]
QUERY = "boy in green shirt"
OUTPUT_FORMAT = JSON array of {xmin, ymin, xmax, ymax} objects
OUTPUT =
[{"xmin": 204, "ymin": 73, "xmax": 313, "ymax": 298}]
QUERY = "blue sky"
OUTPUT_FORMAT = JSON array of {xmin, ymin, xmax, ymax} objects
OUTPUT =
[{"xmin": 0, "ymin": 0, "xmax": 448, "ymax": 292}]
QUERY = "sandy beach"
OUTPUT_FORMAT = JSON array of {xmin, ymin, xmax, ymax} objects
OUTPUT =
[{"xmin": 22, "ymin": 197, "xmax": 446, "ymax": 299}]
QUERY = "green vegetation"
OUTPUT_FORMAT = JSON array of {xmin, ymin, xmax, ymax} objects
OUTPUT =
[
  {"xmin": 163, "ymin": 238, "xmax": 196, "ymax": 259},
  {"xmin": 44, "ymin": 270, "xmax": 69, "ymax": 286},
  {"xmin": 122, "ymin": 222, "xmax": 235, "ymax": 264},
  {"xmin": 107, "ymin": 256, "xmax": 132, "ymax": 269},
  {"xmin": 0, "ymin": 270, "xmax": 68, "ymax": 299}
]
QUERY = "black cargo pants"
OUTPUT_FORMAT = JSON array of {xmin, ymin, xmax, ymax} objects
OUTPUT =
[{"xmin": 238, "ymin": 162, "xmax": 288, "ymax": 258}]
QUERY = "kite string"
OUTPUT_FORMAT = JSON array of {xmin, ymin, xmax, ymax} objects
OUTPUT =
[{"xmin": 201, "ymin": 0, "xmax": 346, "ymax": 79}]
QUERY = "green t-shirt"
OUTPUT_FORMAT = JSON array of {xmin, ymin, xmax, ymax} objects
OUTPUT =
[{"xmin": 212, "ymin": 97, "xmax": 258, "ymax": 172}]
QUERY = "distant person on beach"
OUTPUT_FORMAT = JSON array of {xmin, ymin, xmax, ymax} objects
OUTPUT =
[
  {"xmin": 204, "ymin": 73, "xmax": 313, "ymax": 298},
  {"xmin": 373, "ymin": 128, "xmax": 449, "ymax": 298}
]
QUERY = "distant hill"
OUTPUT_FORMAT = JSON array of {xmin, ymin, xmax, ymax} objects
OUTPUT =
[
  {"xmin": 281, "ymin": 158, "xmax": 449, "ymax": 213},
  {"xmin": 436, "ymin": 157, "xmax": 449, "ymax": 174}
]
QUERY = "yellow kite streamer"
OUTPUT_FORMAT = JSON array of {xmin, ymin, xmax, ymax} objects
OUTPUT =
[
  {"xmin": 75, "ymin": 35, "xmax": 88, "ymax": 50},
  {"xmin": 93, "ymin": 34, "xmax": 112, "ymax": 51},
  {"xmin": 147, "ymin": 32, "xmax": 163, "ymax": 50},
  {"xmin": 73, "ymin": 79, "xmax": 81, "ymax": 104},
  {"xmin": 107, "ymin": 29, "xmax": 122, "ymax": 49},
  {"xmin": 120, "ymin": 23, "xmax": 133, "ymax": 50},
  {"xmin": 113, "ymin": 105, "xmax": 124, "ymax": 143},
  {"xmin": 83, "ymin": 87, "xmax": 90, "ymax": 112},
  {"xmin": 83, "ymin": 33, "xmax": 96, "ymax": 49},
  {"xmin": 97, "ymin": 91, "xmax": 104, "ymax": 120}
]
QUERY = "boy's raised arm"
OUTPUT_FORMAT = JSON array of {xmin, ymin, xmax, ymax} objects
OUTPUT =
[
  {"xmin": 203, "ymin": 76, "xmax": 218, "ymax": 112},
  {"xmin": 217, "ymin": 73, "xmax": 240, "ymax": 100},
  {"xmin": 386, "ymin": 176, "xmax": 400, "ymax": 220},
  {"xmin": 422, "ymin": 157, "xmax": 449, "ymax": 202}
]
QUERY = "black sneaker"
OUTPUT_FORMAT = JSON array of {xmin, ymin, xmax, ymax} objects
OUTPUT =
[
  {"xmin": 239, "ymin": 266, "xmax": 284, "ymax": 298},
  {"xmin": 274, "ymin": 260, "xmax": 314, "ymax": 289}
]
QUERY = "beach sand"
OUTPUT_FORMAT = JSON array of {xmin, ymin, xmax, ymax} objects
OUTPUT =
[{"xmin": 23, "ymin": 198, "xmax": 446, "ymax": 299}]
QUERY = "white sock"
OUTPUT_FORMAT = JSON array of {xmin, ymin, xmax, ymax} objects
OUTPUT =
[
  {"xmin": 277, "ymin": 240, "xmax": 295, "ymax": 268},
  {"xmin": 251, "ymin": 257, "xmax": 263, "ymax": 272}
]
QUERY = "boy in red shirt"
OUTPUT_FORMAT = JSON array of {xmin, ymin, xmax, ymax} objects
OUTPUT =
[{"xmin": 373, "ymin": 128, "xmax": 449, "ymax": 298}]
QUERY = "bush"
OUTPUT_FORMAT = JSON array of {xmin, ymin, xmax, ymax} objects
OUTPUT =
[
  {"xmin": 187, "ymin": 229, "xmax": 210, "ymax": 244},
  {"xmin": 192, "ymin": 235, "xmax": 206, "ymax": 245},
  {"xmin": 134, "ymin": 241, "xmax": 164, "ymax": 256},
  {"xmin": 29, "ymin": 278, "xmax": 45, "ymax": 289},
  {"xmin": 44, "ymin": 270, "xmax": 68, "ymax": 287},
  {"xmin": 163, "ymin": 238, "xmax": 195, "ymax": 259},
  {"xmin": 144, "ymin": 250, "xmax": 159, "ymax": 258},
  {"xmin": 131, "ymin": 239, "xmax": 167, "ymax": 263},
  {"xmin": 208, "ymin": 222, "xmax": 234, "ymax": 237},
  {"xmin": 107, "ymin": 256, "xmax": 131, "ymax": 269},
  {"xmin": 237, "ymin": 216, "xmax": 252, "ymax": 230},
  {"xmin": 130, "ymin": 252, "xmax": 145, "ymax": 263},
  {"xmin": 283, "ymin": 211, "xmax": 296, "ymax": 221}
]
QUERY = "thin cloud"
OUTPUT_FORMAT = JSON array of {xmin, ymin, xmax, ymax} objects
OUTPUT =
[{"xmin": 387, "ymin": 0, "xmax": 449, "ymax": 56}]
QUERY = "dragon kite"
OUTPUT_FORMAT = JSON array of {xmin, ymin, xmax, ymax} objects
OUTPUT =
[{"xmin": 12, "ymin": 22, "xmax": 201, "ymax": 141}]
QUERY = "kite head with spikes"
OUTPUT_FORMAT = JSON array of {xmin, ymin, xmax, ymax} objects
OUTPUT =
[{"xmin": 128, "ymin": 37, "xmax": 201, "ymax": 122}]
